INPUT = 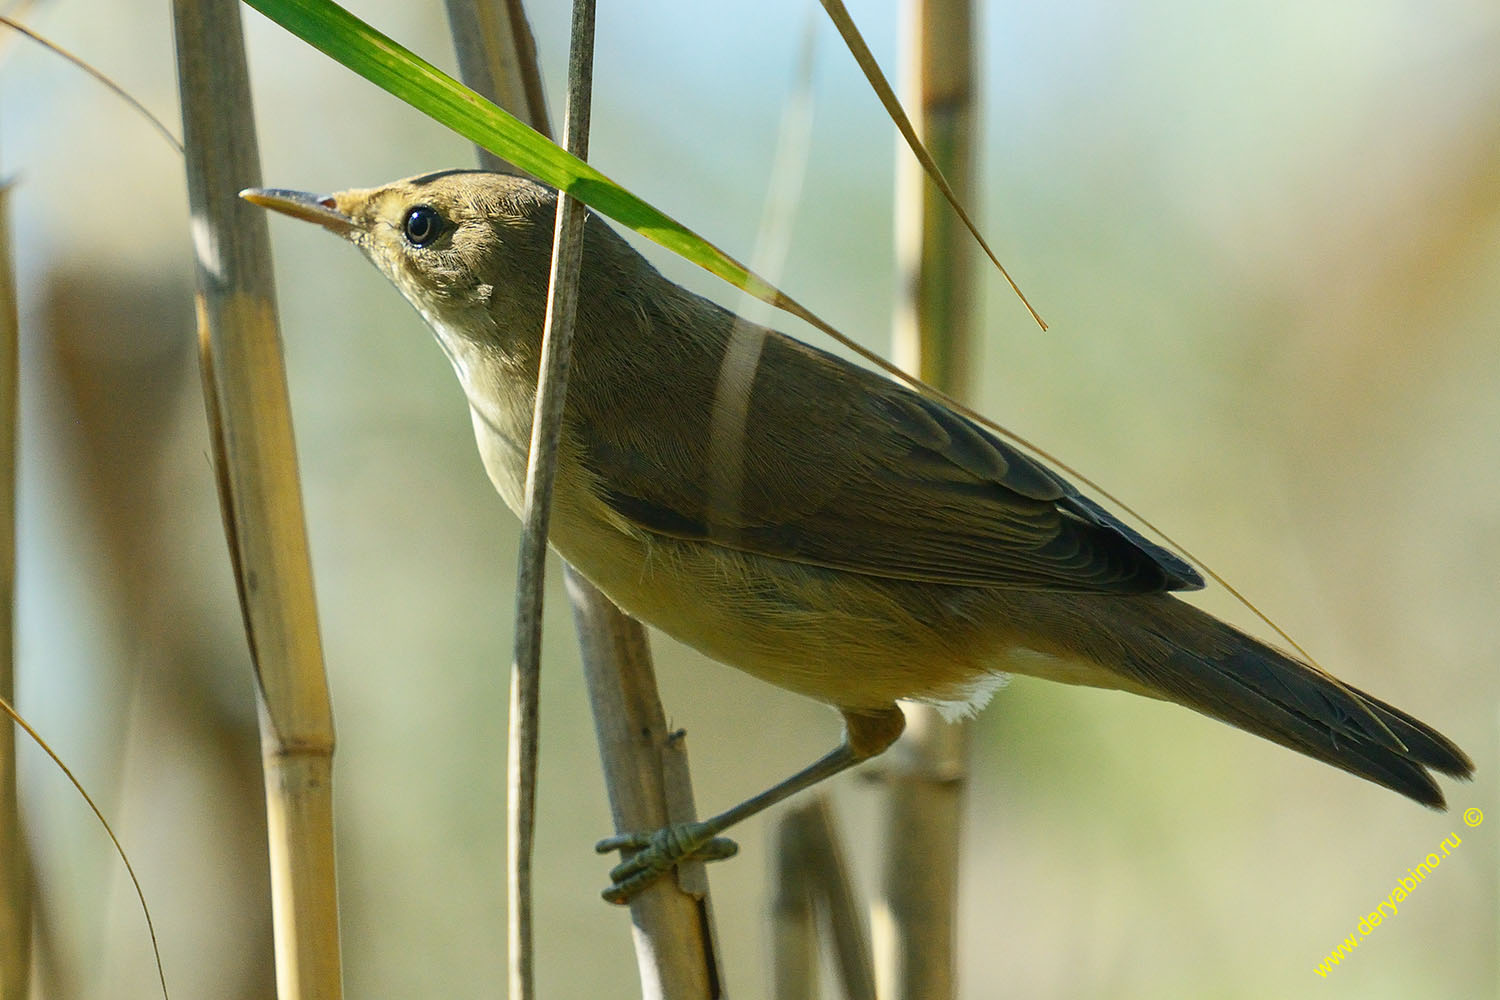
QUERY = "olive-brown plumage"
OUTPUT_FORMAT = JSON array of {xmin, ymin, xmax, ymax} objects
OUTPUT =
[{"xmin": 244, "ymin": 170, "xmax": 1471, "ymax": 894}]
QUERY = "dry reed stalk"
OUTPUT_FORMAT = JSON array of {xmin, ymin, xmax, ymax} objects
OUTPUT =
[
  {"xmin": 442, "ymin": 1, "xmax": 722, "ymax": 995},
  {"xmin": 875, "ymin": 0, "xmax": 977, "ymax": 997},
  {"xmin": 0, "ymin": 184, "xmax": 30, "ymax": 1000},
  {"xmin": 772, "ymin": 809, "xmax": 817, "ymax": 1000},
  {"xmin": 443, "ymin": 0, "xmax": 549, "ymax": 171},
  {"xmin": 801, "ymin": 800, "xmax": 875, "ymax": 1000},
  {"xmin": 171, "ymin": 2, "xmax": 341, "ymax": 998}
]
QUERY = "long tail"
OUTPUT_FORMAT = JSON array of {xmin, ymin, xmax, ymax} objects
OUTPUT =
[{"xmin": 1087, "ymin": 596, "xmax": 1473, "ymax": 808}]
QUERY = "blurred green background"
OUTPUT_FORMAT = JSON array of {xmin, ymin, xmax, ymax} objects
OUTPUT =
[{"xmin": 4, "ymin": 0, "xmax": 1496, "ymax": 997}]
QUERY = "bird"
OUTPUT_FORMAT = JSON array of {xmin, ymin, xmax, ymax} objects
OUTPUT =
[{"xmin": 243, "ymin": 169, "xmax": 1472, "ymax": 901}]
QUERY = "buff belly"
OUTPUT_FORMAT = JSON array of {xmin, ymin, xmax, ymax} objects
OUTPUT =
[{"xmin": 466, "ymin": 401, "xmax": 1151, "ymax": 717}]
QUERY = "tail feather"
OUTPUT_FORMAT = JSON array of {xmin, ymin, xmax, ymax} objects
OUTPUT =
[
  {"xmin": 1337, "ymin": 685, "xmax": 1474, "ymax": 779},
  {"xmin": 1159, "ymin": 645, "xmax": 1449, "ymax": 807},
  {"xmin": 1106, "ymin": 597, "xmax": 1473, "ymax": 809}
]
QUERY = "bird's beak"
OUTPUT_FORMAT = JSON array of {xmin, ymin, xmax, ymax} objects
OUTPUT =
[{"xmin": 240, "ymin": 188, "xmax": 356, "ymax": 237}]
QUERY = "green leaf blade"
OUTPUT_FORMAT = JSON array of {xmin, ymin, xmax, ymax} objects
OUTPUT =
[{"xmin": 242, "ymin": 0, "xmax": 748, "ymax": 291}]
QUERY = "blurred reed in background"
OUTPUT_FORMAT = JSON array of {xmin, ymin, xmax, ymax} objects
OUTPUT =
[{"xmin": 3, "ymin": 1, "xmax": 1495, "ymax": 997}]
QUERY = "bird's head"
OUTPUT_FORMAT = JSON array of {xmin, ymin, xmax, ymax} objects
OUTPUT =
[{"xmin": 243, "ymin": 169, "xmax": 559, "ymax": 357}]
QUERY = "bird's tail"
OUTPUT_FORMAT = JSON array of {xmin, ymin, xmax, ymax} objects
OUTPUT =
[{"xmin": 1088, "ymin": 596, "xmax": 1473, "ymax": 808}]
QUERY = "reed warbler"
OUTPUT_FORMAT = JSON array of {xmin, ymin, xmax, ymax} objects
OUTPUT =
[{"xmin": 244, "ymin": 171, "xmax": 1472, "ymax": 902}]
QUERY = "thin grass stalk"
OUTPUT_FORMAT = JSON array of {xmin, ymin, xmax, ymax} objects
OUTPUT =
[
  {"xmin": 0, "ymin": 184, "xmax": 30, "ymax": 1000},
  {"xmin": 504, "ymin": 0, "xmax": 597, "ymax": 995},
  {"xmin": 442, "ymin": 2, "xmax": 723, "ymax": 994},
  {"xmin": 748, "ymin": 35, "xmax": 883, "ymax": 997},
  {"xmin": 876, "ymin": 0, "xmax": 976, "ymax": 997},
  {"xmin": 171, "ymin": 3, "xmax": 341, "ymax": 998}
]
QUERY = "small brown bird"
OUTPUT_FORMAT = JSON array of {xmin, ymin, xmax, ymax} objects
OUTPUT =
[{"xmin": 245, "ymin": 170, "xmax": 1472, "ymax": 901}]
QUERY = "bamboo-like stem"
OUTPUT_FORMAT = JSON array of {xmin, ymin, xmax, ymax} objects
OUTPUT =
[
  {"xmin": 0, "ymin": 185, "xmax": 30, "ymax": 1000},
  {"xmin": 891, "ymin": 0, "xmax": 976, "ymax": 399},
  {"xmin": 504, "ymin": 1, "xmax": 596, "ymax": 996},
  {"xmin": 442, "ymin": 2, "xmax": 722, "ymax": 994},
  {"xmin": 569, "ymin": 572, "xmax": 722, "ymax": 998},
  {"xmin": 876, "ymin": 0, "xmax": 976, "ymax": 997},
  {"xmin": 172, "ymin": 3, "xmax": 341, "ymax": 998}
]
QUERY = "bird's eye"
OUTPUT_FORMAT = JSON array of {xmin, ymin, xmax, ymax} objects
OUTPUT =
[{"xmin": 402, "ymin": 205, "xmax": 445, "ymax": 248}]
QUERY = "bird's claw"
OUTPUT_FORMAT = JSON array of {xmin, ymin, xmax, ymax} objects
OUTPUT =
[{"xmin": 594, "ymin": 822, "xmax": 738, "ymax": 904}]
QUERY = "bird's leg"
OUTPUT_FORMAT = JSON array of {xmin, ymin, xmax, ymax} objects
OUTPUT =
[{"xmin": 596, "ymin": 705, "xmax": 906, "ymax": 903}]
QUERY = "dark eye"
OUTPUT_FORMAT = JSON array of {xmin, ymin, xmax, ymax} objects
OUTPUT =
[{"xmin": 403, "ymin": 205, "xmax": 444, "ymax": 247}]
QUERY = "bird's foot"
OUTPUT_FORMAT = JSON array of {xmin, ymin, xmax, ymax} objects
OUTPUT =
[{"xmin": 594, "ymin": 822, "xmax": 738, "ymax": 904}]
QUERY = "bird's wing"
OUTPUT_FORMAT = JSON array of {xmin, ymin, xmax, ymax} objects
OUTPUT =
[{"xmin": 579, "ymin": 323, "xmax": 1201, "ymax": 595}]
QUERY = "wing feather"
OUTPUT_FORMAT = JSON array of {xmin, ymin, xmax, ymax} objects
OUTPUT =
[{"xmin": 571, "ymin": 240, "xmax": 1201, "ymax": 595}]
